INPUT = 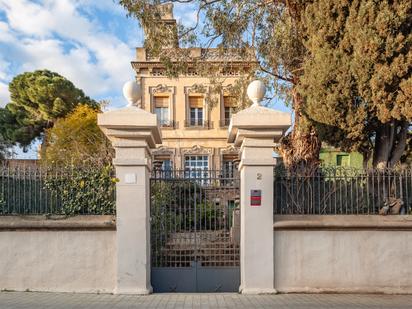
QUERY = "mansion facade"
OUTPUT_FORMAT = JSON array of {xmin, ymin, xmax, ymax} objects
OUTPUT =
[{"xmin": 131, "ymin": 5, "xmax": 256, "ymax": 171}]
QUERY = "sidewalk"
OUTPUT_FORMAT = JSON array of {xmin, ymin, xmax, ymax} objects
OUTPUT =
[{"xmin": 0, "ymin": 292, "xmax": 411, "ymax": 308}]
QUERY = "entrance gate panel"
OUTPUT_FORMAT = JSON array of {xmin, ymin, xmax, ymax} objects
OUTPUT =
[{"xmin": 150, "ymin": 170, "xmax": 240, "ymax": 292}]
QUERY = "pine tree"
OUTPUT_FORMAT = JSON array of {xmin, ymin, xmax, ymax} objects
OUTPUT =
[{"xmin": 0, "ymin": 70, "xmax": 97, "ymax": 150}]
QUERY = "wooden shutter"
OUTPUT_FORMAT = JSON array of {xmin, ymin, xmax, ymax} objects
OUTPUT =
[
  {"xmin": 189, "ymin": 96, "xmax": 204, "ymax": 108},
  {"xmin": 154, "ymin": 96, "xmax": 169, "ymax": 108},
  {"xmin": 224, "ymin": 96, "xmax": 236, "ymax": 107}
]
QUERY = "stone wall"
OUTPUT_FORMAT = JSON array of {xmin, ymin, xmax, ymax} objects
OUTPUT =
[
  {"xmin": 0, "ymin": 216, "xmax": 116, "ymax": 293},
  {"xmin": 274, "ymin": 215, "xmax": 412, "ymax": 294}
]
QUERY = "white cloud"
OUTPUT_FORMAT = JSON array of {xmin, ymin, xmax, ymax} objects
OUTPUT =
[
  {"xmin": 0, "ymin": 0, "xmax": 135, "ymax": 102},
  {"xmin": 0, "ymin": 0, "xmax": 202, "ymax": 110},
  {"xmin": 0, "ymin": 81, "xmax": 9, "ymax": 107},
  {"xmin": 0, "ymin": 21, "xmax": 15, "ymax": 42}
]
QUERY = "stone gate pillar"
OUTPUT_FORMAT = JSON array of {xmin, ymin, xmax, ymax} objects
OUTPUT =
[
  {"xmin": 98, "ymin": 100, "xmax": 161, "ymax": 294},
  {"xmin": 228, "ymin": 81, "xmax": 290, "ymax": 294}
]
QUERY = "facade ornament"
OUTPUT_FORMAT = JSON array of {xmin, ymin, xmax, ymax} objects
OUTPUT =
[
  {"xmin": 200, "ymin": 49, "xmax": 250, "ymax": 61},
  {"xmin": 222, "ymin": 84, "xmax": 236, "ymax": 95},
  {"xmin": 181, "ymin": 145, "xmax": 213, "ymax": 155},
  {"xmin": 220, "ymin": 145, "xmax": 239, "ymax": 155},
  {"xmin": 185, "ymin": 84, "xmax": 208, "ymax": 94},
  {"xmin": 152, "ymin": 84, "xmax": 173, "ymax": 94},
  {"xmin": 153, "ymin": 146, "xmax": 175, "ymax": 156}
]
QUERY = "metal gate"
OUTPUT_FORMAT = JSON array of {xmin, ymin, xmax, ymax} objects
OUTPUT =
[{"xmin": 150, "ymin": 169, "xmax": 240, "ymax": 292}]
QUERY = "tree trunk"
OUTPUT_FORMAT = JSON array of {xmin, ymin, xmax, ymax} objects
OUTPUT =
[
  {"xmin": 389, "ymin": 121, "xmax": 409, "ymax": 167},
  {"xmin": 277, "ymin": 88, "xmax": 321, "ymax": 174},
  {"xmin": 362, "ymin": 151, "xmax": 371, "ymax": 169},
  {"xmin": 372, "ymin": 120, "xmax": 409, "ymax": 169}
]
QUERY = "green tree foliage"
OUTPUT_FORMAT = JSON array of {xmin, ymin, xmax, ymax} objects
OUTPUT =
[
  {"xmin": 300, "ymin": 0, "xmax": 412, "ymax": 168},
  {"xmin": 41, "ymin": 104, "xmax": 114, "ymax": 166},
  {"xmin": 0, "ymin": 70, "xmax": 97, "ymax": 150},
  {"xmin": 118, "ymin": 0, "xmax": 321, "ymax": 170},
  {"xmin": 0, "ymin": 133, "xmax": 12, "ymax": 160}
]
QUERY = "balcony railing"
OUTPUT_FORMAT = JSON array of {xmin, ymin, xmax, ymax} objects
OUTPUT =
[
  {"xmin": 158, "ymin": 120, "xmax": 177, "ymax": 129},
  {"xmin": 219, "ymin": 119, "xmax": 231, "ymax": 127},
  {"xmin": 184, "ymin": 120, "xmax": 213, "ymax": 129}
]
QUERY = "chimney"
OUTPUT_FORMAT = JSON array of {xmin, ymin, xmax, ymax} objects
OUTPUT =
[{"xmin": 144, "ymin": 3, "xmax": 178, "ymax": 48}]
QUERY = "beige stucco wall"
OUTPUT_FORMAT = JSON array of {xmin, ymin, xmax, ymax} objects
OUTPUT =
[
  {"xmin": 0, "ymin": 221, "xmax": 116, "ymax": 293},
  {"xmin": 141, "ymin": 75, "xmax": 241, "ymax": 169},
  {"xmin": 142, "ymin": 76, "xmax": 238, "ymax": 138},
  {"xmin": 274, "ymin": 216, "xmax": 412, "ymax": 294}
]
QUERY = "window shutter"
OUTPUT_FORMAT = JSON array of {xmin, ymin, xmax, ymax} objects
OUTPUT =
[
  {"xmin": 189, "ymin": 96, "xmax": 204, "ymax": 108},
  {"xmin": 224, "ymin": 96, "xmax": 236, "ymax": 107},
  {"xmin": 154, "ymin": 96, "xmax": 169, "ymax": 108}
]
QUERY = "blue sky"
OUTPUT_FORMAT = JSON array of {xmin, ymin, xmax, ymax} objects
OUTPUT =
[
  {"xmin": 0, "ymin": 0, "xmax": 143, "ymax": 110},
  {"xmin": 0, "ymin": 0, "xmax": 289, "ymax": 158},
  {"xmin": 0, "ymin": 0, "xmax": 203, "ymax": 110}
]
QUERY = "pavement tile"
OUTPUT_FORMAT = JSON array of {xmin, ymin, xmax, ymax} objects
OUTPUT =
[{"xmin": 0, "ymin": 292, "xmax": 411, "ymax": 309}]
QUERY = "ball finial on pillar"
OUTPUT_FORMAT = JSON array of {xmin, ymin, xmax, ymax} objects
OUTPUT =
[
  {"xmin": 247, "ymin": 80, "xmax": 266, "ymax": 107},
  {"xmin": 122, "ymin": 81, "xmax": 141, "ymax": 107}
]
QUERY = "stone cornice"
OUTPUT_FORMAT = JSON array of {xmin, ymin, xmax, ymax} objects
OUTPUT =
[
  {"xmin": 131, "ymin": 61, "xmax": 257, "ymax": 74},
  {"xmin": 273, "ymin": 215, "xmax": 412, "ymax": 231},
  {"xmin": 0, "ymin": 215, "xmax": 116, "ymax": 231}
]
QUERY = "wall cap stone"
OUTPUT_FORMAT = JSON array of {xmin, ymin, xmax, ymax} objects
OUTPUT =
[
  {"xmin": 273, "ymin": 215, "xmax": 412, "ymax": 230},
  {"xmin": 98, "ymin": 106, "xmax": 162, "ymax": 147},
  {"xmin": 228, "ymin": 105, "xmax": 291, "ymax": 144},
  {"xmin": 0, "ymin": 215, "xmax": 116, "ymax": 231}
]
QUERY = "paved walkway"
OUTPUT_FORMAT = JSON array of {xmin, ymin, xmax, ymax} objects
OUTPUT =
[{"xmin": 0, "ymin": 292, "xmax": 411, "ymax": 309}]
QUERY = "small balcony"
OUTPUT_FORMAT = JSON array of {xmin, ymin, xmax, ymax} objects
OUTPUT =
[
  {"xmin": 219, "ymin": 119, "xmax": 231, "ymax": 128},
  {"xmin": 184, "ymin": 120, "xmax": 213, "ymax": 129},
  {"xmin": 158, "ymin": 120, "xmax": 177, "ymax": 129}
]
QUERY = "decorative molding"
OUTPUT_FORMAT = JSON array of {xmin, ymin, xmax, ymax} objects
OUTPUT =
[
  {"xmin": 151, "ymin": 84, "xmax": 174, "ymax": 94},
  {"xmin": 222, "ymin": 84, "xmax": 236, "ymax": 95},
  {"xmin": 200, "ymin": 49, "xmax": 254, "ymax": 61},
  {"xmin": 153, "ymin": 146, "xmax": 175, "ymax": 156},
  {"xmin": 184, "ymin": 84, "xmax": 209, "ymax": 95},
  {"xmin": 131, "ymin": 61, "xmax": 256, "ymax": 73},
  {"xmin": 148, "ymin": 85, "xmax": 175, "ymax": 120},
  {"xmin": 181, "ymin": 145, "xmax": 213, "ymax": 155},
  {"xmin": 220, "ymin": 145, "xmax": 239, "ymax": 155}
]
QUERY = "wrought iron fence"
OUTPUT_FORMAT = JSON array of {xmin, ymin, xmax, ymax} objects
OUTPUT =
[
  {"xmin": 152, "ymin": 168, "xmax": 239, "ymax": 186},
  {"xmin": 274, "ymin": 167, "xmax": 412, "ymax": 215},
  {"xmin": 150, "ymin": 169, "xmax": 240, "ymax": 268},
  {"xmin": 184, "ymin": 120, "xmax": 213, "ymax": 129},
  {"xmin": 219, "ymin": 119, "xmax": 231, "ymax": 127},
  {"xmin": 0, "ymin": 164, "xmax": 116, "ymax": 215}
]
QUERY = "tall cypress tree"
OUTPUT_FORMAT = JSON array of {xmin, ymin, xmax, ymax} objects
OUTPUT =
[{"xmin": 300, "ymin": 0, "xmax": 412, "ymax": 168}]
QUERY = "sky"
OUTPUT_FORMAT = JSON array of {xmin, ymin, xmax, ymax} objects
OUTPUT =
[{"xmin": 0, "ymin": 0, "xmax": 289, "ymax": 158}]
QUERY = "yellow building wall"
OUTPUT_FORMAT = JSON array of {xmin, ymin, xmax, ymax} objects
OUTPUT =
[{"xmin": 138, "ymin": 74, "xmax": 242, "ymax": 169}]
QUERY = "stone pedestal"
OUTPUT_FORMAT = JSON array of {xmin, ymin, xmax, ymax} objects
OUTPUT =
[
  {"xmin": 98, "ymin": 106, "xmax": 162, "ymax": 294},
  {"xmin": 228, "ymin": 105, "xmax": 290, "ymax": 294}
]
